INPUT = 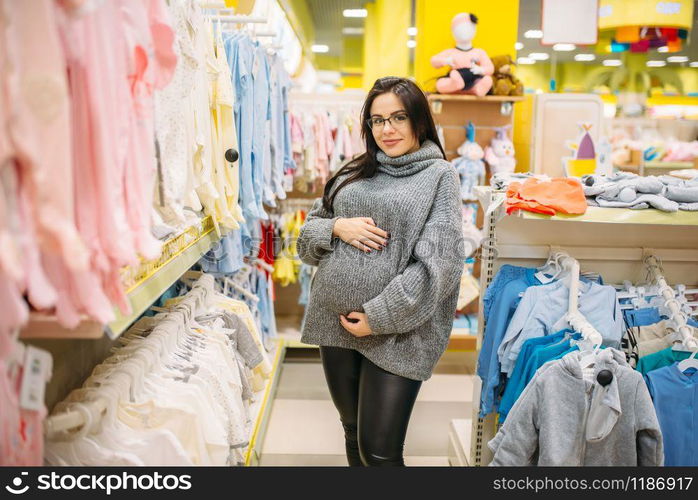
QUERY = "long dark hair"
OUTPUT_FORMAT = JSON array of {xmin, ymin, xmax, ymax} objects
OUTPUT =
[{"xmin": 321, "ymin": 77, "xmax": 445, "ymax": 212}]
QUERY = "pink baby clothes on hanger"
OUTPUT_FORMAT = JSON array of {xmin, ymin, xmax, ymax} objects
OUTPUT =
[
  {"xmin": 0, "ymin": 359, "xmax": 46, "ymax": 466},
  {"xmin": 0, "ymin": 276, "xmax": 27, "ymax": 358},
  {"xmin": 313, "ymin": 113, "xmax": 329, "ymax": 185},
  {"xmin": 15, "ymin": 166, "xmax": 58, "ymax": 312},
  {"xmin": 60, "ymin": 1, "xmax": 138, "ymax": 270},
  {"xmin": 119, "ymin": 0, "xmax": 177, "ymax": 260},
  {"xmin": 349, "ymin": 114, "xmax": 364, "ymax": 157},
  {"xmin": 341, "ymin": 119, "xmax": 353, "ymax": 162},
  {"xmin": 59, "ymin": 1, "xmax": 145, "ymax": 315},
  {"xmin": 1, "ymin": 0, "xmax": 90, "ymax": 272}
]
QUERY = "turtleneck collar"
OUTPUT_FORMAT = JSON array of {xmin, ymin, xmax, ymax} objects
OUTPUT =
[{"xmin": 375, "ymin": 140, "xmax": 444, "ymax": 177}]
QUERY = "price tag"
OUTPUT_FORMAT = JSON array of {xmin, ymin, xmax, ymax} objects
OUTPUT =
[
  {"xmin": 283, "ymin": 173, "xmax": 294, "ymax": 192},
  {"xmin": 19, "ymin": 346, "xmax": 52, "ymax": 411}
]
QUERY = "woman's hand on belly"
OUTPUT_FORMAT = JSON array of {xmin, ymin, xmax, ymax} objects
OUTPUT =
[
  {"xmin": 333, "ymin": 217, "xmax": 389, "ymax": 253},
  {"xmin": 340, "ymin": 312, "xmax": 373, "ymax": 337}
]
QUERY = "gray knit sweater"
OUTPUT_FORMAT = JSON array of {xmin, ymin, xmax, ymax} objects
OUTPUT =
[{"xmin": 297, "ymin": 140, "xmax": 465, "ymax": 381}]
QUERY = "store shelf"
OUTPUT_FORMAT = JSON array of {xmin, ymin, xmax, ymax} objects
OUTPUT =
[
  {"xmin": 516, "ymin": 206, "xmax": 698, "ymax": 226},
  {"xmin": 448, "ymin": 418, "xmax": 472, "ymax": 466},
  {"xmin": 245, "ymin": 339, "xmax": 286, "ymax": 466},
  {"xmin": 20, "ymin": 217, "xmax": 219, "ymax": 340},
  {"xmin": 447, "ymin": 328, "xmax": 477, "ymax": 351},
  {"xmin": 643, "ymin": 161, "xmax": 695, "ymax": 170},
  {"xmin": 427, "ymin": 94, "xmax": 526, "ymax": 103}
]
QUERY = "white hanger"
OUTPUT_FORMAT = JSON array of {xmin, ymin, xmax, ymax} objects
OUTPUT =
[
  {"xmin": 554, "ymin": 252, "xmax": 604, "ymax": 368},
  {"xmin": 535, "ymin": 248, "xmax": 561, "ymax": 284},
  {"xmin": 677, "ymin": 350, "xmax": 698, "ymax": 373}
]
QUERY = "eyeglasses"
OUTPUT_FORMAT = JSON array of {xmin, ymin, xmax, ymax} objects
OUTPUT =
[{"xmin": 366, "ymin": 112, "xmax": 410, "ymax": 130}]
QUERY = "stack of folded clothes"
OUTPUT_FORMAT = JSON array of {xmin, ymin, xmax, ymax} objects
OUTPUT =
[{"xmin": 582, "ymin": 172, "xmax": 698, "ymax": 212}]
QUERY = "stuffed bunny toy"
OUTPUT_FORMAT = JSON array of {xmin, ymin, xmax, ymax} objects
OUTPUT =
[
  {"xmin": 664, "ymin": 140, "xmax": 698, "ymax": 162},
  {"xmin": 430, "ymin": 13, "xmax": 494, "ymax": 96},
  {"xmin": 485, "ymin": 127, "xmax": 516, "ymax": 176},
  {"xmin": 452, "ymin": 122, "xmax": 485, "ymax": 201}
]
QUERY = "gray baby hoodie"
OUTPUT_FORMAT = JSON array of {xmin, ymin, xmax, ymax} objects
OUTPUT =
[
  {"xmin": 297, "ymin": 140, "xmax": 465, "ymax": 381},
  {"xmin": 489, "ymin": 348, "xmax": 663, "ymax": 466}
]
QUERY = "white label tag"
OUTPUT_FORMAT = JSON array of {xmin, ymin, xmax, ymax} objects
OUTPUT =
[
  {"xmin": 535, "ymin": 271, "xmax": 555, "ymax": 284},
  {"xmin": 283, "ymin": 173, "xmax": 294, "ymax": 192},
  {"xmin": 19, "ymin": 346, "xmax": 52, "ymax": 411}
]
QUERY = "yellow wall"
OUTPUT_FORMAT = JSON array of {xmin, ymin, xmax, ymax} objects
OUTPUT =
[
  {"xmin": 516, "ymin": 64, "xmax": 550, "ymax": 93},
  {"xmin": 414, "ymin": 0, "xmax": 519, "ymax": 92},
  {"xmin": 677, "ymin": 68, "xmax": 698, "ymax": 94},
  {"xmin": 362, "ymin": 0, "xmax": 410, "ymax": 89},
  {"xmin": 598, "ymin": 0, "xmax": 693, "ymax": 29},
  {"xmin": 342, "ymin": 36, "xmax": 363, "ymax": 69},
  {"xmin": 340, "ymin": 74, "xmax": 363, "ymax": 90},
  {"xmin": 513, "ymin": 95, "xmax": 535, "ymax": 173}
]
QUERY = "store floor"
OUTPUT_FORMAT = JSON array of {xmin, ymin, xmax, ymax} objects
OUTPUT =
[{"xmin": 259, "ymin": 341, "xmax": 475, "ymax": 466}]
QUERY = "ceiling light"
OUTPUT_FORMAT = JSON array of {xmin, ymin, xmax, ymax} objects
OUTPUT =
[
  {"xmin": 574, "ymin": 54, "xmax": 596, "ymax": 61},
  {"xmin": 406, "ymin": 40, "xmax": 417, "ymax": 48},
  {"xmin": 517, "ymin": 57, "xmax": 535, "ymax": 65},
  {"xmin": 690, "ymin": 62, "xmax": 698, "ymax": 67},
  {"xmin": 529, "ymin": 52, "xmax": 549, "ymax": 61},
  {"xmin": 342, "ymin": 27, "xmax": 364, "ymax": 35},
  {"xmin": 602, "ymin": 59, "xmax": 622, "ymax": 66},
  {"xmin": 407, "ymin": 27, "xmax": 417, "ymax": 36},
  {"xmin": 647, "ymin": 60, "xmax": 666, "ymax": 67},
  {"xmin": 667, "ymin": 56, "xmax": 688, "ymax": 63},
  {"xmin": 553, "ymin": 43, "xmax": 576, "ymax": 51},
  {"xmin": 515, "ymin": 42, "xmax": 523, "ymax": 50},
  {"xmin": 343, "ymin": 8, "xmax": 367, "ymax": 18},
  {"xmin": 311, "ymin": 44, "xmax": 329, "ymax": 53},
  {"xmin": 524, "ymin": 30, "xmax": 543, "ymax": 39},
  {"xmin": 658, "ymin": 46, "xmax": 669, "ymax": 53}
]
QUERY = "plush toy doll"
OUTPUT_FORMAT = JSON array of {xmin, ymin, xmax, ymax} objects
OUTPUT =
[
  {"xmin": 484, "ymin": 127, "xmax": 516, "ymax": 175},
  {"xmin": 664, "ymin": 140, "xmax": 698, "ymax": 162},
  {"xmin": 430, "ymin": 13, "xmax": 494, "ymax": 96},
  {"xmin": 490, "ymin": 54, "xmax": 524, "ymax": 96},
  {"xmin": 452, "ymin": 122, "xmax": 485, "ymax": 201}
]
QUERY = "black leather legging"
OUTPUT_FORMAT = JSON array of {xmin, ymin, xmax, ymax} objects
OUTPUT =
[{"xmin": 319, "ymin": 346, "xmax": 422, "ymax": 466}]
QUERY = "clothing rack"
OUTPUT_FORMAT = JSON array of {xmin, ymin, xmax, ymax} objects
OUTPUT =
[
  {"xmin": 644, "ymin": 254, "xmax": 698, "ymax": 350},
  {"xmin": 43, "ymin": 275, "xmax": 215, "ymax": 439},
  {"xmin": 557, "ymin": 253, "xmax": 604, "ymax": 346},
  {"xmin": 467, "ymin": 187, "xmax": 698, "ymax": 467}
]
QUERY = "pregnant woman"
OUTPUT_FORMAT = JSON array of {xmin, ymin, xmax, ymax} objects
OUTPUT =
[{"xmin": 297, "ymin": 77, "xmax": 465, "ymax": 466}]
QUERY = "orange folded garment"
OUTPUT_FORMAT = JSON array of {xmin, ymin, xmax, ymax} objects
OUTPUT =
[{"xmin": 506, "ymin": 177, "xmax": 587, "ymax": 216}]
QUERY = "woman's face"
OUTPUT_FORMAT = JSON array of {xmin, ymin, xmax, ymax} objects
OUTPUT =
[{"xmin": 369, "ymin": 92, "xmax": 420, "ymax": 157}]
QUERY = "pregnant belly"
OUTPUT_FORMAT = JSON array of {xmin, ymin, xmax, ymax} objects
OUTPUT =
[{"xmin": 309, "ymin": 243, "xmax": 402, "ymax": 315}]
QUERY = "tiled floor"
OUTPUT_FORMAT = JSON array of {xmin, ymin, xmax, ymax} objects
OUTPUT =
[{"xmin": 259, "ymin": 356, "xmax": 475, "ymax": 466}]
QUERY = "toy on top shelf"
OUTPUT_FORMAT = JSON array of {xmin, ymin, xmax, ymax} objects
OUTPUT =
[
  {"xmin": 453, "ymin": 122, "xmax": 486, "ymax": 201},
  {"xmin": 490, "ymin": 55, "xmax": 523, "ymax": 97},
  {"xmin": 430, "ymin": 13, "xmax": 493, "ymax": 97},
  {"xmin": 484, "ymin": 126, "xmax": 516, "ymax": 177},
  {"xmin": 564, "ymin": 123, "xmax": 598, "ymax": 177},
  {"xmin": 663, "ymin": 140, "xmax": 698, "ymax": 162}
]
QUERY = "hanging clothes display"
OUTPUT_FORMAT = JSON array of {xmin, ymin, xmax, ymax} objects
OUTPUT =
[
  {"xmin": 1, "ymin": 0, "xmax": 297, "ymax": 340},
  {"xmin": 476, "ymin": 245, "xmax": 698, "ymax": 466},
  {"xmin": 489, "ymin": 348, "xmax": 663, "ymax": 466},
  {"xmin": 44, "ymin": 274, "xmax": 269, "ymax": 466},
  {"xmin": 288, "ymin": 105, "xmax": 364, "ymax": 193}
]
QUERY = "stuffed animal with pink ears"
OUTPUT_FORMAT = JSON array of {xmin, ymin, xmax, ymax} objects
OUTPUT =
[
  {"xmin": 430, "ymin": 13, "xmax": 494, "ymax": 96},
  {"xmin": 484, "ymin": 127, "xmax": 516, "ymax": 175},
  {"xmin": 663, "ymin": 140, "xmax": 698, "ymax": 162}
]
